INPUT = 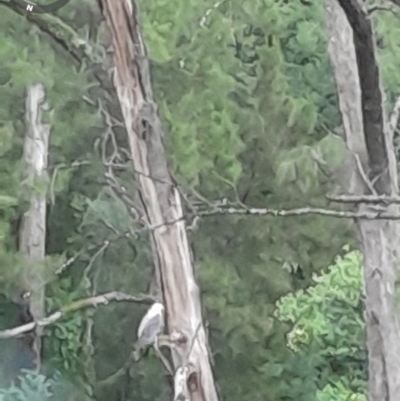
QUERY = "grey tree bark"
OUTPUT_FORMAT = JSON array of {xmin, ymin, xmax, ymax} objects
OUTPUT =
[
  {"xmin": 97, "ymin": 1, "xmax": 219, "ymax": 400},
  {"xmin": 325, "ymin": 1, "xmax": 400, "ymax": 400},
  {"xmin": 17, "ymin": 84, "xmax": 50, "ymax": 372}
]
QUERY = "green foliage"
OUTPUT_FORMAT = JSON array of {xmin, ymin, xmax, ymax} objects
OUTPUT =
[
  {"xmin": 373, "ymin": 12, "xmax": 400, "ymax": 101},
  {"xmin": 0, "ymin": 371, "xmax": 53, "ymax": 401},
  {"xmin": 45, "ymin": 277, "xmax": 86, "ymax": 375},
  {"xmin": 274, "ymin": 249, "xmax": 366, "ymax": 399},
  {"xmin": 0, "ymin": 370, "xmax": 92, "ymax": 401},
  {"xmin": 317, "ymin": 383, "xmax": 366, "ymax": 401}
]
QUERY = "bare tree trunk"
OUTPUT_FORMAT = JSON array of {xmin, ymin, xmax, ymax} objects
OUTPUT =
[
  {"xmin": 325, "ymin": 1, "xmax": 400, "ymax": 400},
  {"xmin": 97, "ymin": 1, "xmax": 219, "ymax": 400},
  {"xmin": 17, "ymin": 84, "xmax": 50, "ymax": 372}
]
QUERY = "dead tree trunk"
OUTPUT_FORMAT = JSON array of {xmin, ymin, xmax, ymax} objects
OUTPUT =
[
  {"xmin": 17, "ymin": 84, "xmax": 50, "ymax": 372},
  {"xmin": 325, "ymin": 1, "xmax": 400, "ymax": 400},
  {"xmin": 97, "ymin": 1, "xmax": 219, "ymax": 400}
]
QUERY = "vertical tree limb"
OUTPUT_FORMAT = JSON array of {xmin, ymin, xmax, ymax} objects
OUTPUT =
[
  {"xmin": 324, "ymin": 1, "xmax": 400, "ymax": 400},
  {"xmin": 97, "ymin": 1, "xmax": 219, "ymax": 400},
  {"xmin": 18, "ymin": 84, "xmax": 50, "ymax": 372},
  {"xmin": 324, "ymin": 0, "xmax": 368, "ymax": 196},
  {"xmin": 336, "ymin": 0, "xmax": 394, "ymax": 194}
]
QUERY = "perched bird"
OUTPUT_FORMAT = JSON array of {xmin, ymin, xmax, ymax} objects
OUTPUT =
[{"xmin": 134, "ymin": 302, "xmax": 165, "ymax": 359}]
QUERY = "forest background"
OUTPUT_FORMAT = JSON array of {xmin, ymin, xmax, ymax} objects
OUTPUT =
[{"xmin": 0, "ymin": 0, "xmax": 399, "ymax": 400}]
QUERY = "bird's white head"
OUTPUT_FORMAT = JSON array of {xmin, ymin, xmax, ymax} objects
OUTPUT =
[{"xmin": 150, "ymin": 302, "xmax": 164, "ymax": 315}]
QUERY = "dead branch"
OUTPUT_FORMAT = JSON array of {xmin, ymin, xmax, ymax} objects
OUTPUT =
[
  {"xmin": 83, "ymin": 240, "xmax": 110, "ymax": 292},
  {"xmin": 194, "ymin": 204, "xmax": 400, "ymax": 220},
  {"xmin": 154, "ymin": 346, "xmax": 174, "ymax": 375},
  {"xmin": 353, "ymin": 153, "xmax": 377, "ymax": 195},
  {"xmin": 367, "ymin": 5, "xmax": 400, "ymax": 16},
  {"xmin": 99, "ymin": 332, "xmax": 187, "ymax": 387},
  {"xmin": 49, "ymin": 161, "xmax": 90, "ymax": 205},
  {"xmin": 98, "ymin": 350, "xmax": 136, "ymax": 387},
  {"xmin": 327, "ymin": 194, "xmax": 400, "ymax": 204},
  {"xmin": 0, "ymin": 291, "xmax": 154, "ymax": 340},
  {"xmin": 186, "ymin": 323, "xmax": 202, "ymax": 365},
  {"xmin": 55, "ymin": 254, "xmax": 81, "ymax": 275}
]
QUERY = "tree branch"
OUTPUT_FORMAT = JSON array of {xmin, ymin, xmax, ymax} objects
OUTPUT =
[
  {"xmin": 194, "ymin": 204, "xmax": 400, "ymax": 220},
  {"xmin": 327, "ymin": 194, "xmax": 400, "ymax": 204},
  {"xmin": 337, "ymin": 0, "xmax": 390, "ymax": 194},
  {"xmin": 367, "ymin": 4, "xmax": 400, "ymax": 16},
  {"xmin": 0, "ymin": 291, "xmax": 154, "ymax": 339}
]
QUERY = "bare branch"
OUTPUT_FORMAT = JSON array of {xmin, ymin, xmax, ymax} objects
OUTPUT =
[
  {"xmin": 99, "ymin": 332, "xmax": 180, "ymax": 387},
  {"xmin": 98, "ymin": 350, "xmax": 136, "ymax": 387},
  {"xmin": 354, "ymin": 153, "xmax": 377, "ymax": 195},
  {"xmin": 0, "ymin": 291, "xmax": 154, "ymax": 340},
  {"xmin": 55, "ymin": 253, "xmax": 81, "ymax": 275},
  {"xmin": 194, "ymin": 204, "xmax": 400, "ymax": 220},
  {"xmin": 185, "ymin": 323, "xmax": 202, "ymax": 364},
  {"xmin": 83, "ymin": 240, "xmax": 110, "ymax": 291},
  {"xmin": 154, "ymin": 346, "xmax": 174, "ymax": 375},
  {"xmin": 327, "ymin": 194, "xmax": 400, "ymax": 204},
  {"xmin": 367, "ymin": 5, "xmax": 400, "ymax": 16}
]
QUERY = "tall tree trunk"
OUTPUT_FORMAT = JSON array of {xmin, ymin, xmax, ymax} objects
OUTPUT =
[
  {"xmin": 325, "ymin": 1, "xmax": 400, "ymax": 400},
  {"xmin": 17, "ymin": 84, "xmax": 50, "ymax": 372},
  {"xmin": 97, "ymin": 1, "xmax": 219, "ymax": 400}
]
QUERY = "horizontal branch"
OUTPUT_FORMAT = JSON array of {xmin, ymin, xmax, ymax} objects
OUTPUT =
[
  {"xmin": 326, "ymin": 194, "xmax": 400, "ymax": 204},
  {"xmin": 196, "ymin": 205, "xmax": 400, "ymax": 220},
  {"xmin": 0, "ymin": 291, "xmax": 154, "ymax": 340}
]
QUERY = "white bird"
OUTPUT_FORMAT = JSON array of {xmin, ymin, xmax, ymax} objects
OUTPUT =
[{"xmin": 134, "ymin": 302, "xmax": 165, "ymax": 358}]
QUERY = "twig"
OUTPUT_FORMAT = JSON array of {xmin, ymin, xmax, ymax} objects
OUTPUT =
[
  {"xmin": 98, "ymin": 350, "xmax": 136, "ymax": 387},
  {"xmin": 211, "ymin": 171, "xmax": 247, "ymax": 208},
  {"xmin": 353, "ymin": 153, "xmax": 377, "ymax": 195},
  {"xmin": 100, "ymin": 332, "xmax": 175, "ymax": 388},
  {"xmin": 55, "ymin": 251, "xmax": 83, "ymax": 275},
  {"xmin": 185, "ymin": 323, "xmax": 201, "ymax": 364},
  {"xmin": 49, "ymin": 161, "xmax": 90, "ymax": 205},
  {"xmin": 367, "ymin": 5, "xmax": 399, "ymax": 16},
  {"xmin": 154, "ymin": 346, "xmax": 174, "ymax": 375}
]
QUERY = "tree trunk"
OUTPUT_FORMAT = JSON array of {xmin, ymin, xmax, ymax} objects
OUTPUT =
[
  {"xmin": 97, "ymin": 1, "xmax": 219, "ymax": 400},
  {"xmin": 324, "ymin": 1, "xmax": 400, "ymax": 400},
  {"xmin": 17, "ymin": 84, "xmax": 50, "ymax": 372}
]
